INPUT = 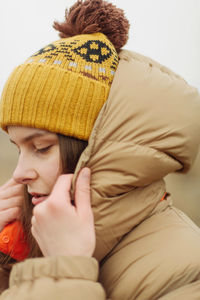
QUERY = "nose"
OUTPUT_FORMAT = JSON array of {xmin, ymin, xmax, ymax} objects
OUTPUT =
[{"xmin": 13, "ymin": 152, "xmax": 37, "ymax": 184}]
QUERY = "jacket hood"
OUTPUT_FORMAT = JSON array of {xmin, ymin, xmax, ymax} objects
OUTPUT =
[{"xmin": 72, "ymin": 50, "xmax": 200, "ymax": 261}]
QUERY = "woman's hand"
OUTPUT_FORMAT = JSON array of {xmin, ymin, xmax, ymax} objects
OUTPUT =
[
  {"xmin": 31, "ymin": 168, "xmax": 95, "ymax": 257},
  {"xmin": 0, "ymin": 178, "xmax": 24, "ymax": 232}
]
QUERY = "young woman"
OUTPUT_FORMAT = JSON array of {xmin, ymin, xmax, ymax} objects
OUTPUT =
[{"xmin": 0, "ymin": 0, "xmax": 200, "ymax": 299}]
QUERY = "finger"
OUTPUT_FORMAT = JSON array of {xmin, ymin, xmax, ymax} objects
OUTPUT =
[
  {"xmin": 0, "ymin": 207, "xmax": 21, "ymax": 227},
  {"xmin": 31, "ymin": 215, "xmax": 36, "ymax": 227},
  {"xmin": 31, "ymin": 217, "xmax": 37, "ymax": 238},
  {"xmin": 0, "ymin": 197, "xmax": 23, "ymax": 210},
  {"xmin": 31, "ymin": 216, "xmax": 43, "ymax": 245},
  {"xmin": 32, "ymin": 198, "xmax": 47, "ymax": 220},
  {"xmin": 49, "ymin": 174, "xmax": 73, "ymax": 206},
  {"xmin": 31, "ymin": 215, "xmax": 40, "ymax": 238},
  {"xmin": 2, "ymin": 178, "xmax": 22, "ymax": 189},
  {"xmin": 75, "ymin": 168, "xmax": 91, "ymax": 215},
  {"xmin": 0, "ymin": 185, "xmax": 24, "ymax": 200},
  {"xmin": 1, "ymin": 178, "xmax": 16, "ymax": 188}
]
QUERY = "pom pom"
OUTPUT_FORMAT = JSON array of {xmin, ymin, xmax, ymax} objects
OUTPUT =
[{"xmin": 53, "ymin": 0, "xmax": 130, "ymax": 52}]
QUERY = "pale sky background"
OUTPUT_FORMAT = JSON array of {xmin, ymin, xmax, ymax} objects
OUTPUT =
[{"xmin": 0, "ymin": 0, "xmax": 199, "ymax": 95}]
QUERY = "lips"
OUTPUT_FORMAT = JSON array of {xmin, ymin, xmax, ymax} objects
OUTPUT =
[{"xmin": 30, "ymin": 192, "xmax": 49, "ymax": 205}]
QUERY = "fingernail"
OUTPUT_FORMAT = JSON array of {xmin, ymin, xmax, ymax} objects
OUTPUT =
[{"xmin": 82, "ymin": 167, "xmax": 90, "ymax": 178}]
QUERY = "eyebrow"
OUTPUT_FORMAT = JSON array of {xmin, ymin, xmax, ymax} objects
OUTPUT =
[{"xmin": 10, "ymin": 132, "xmax": 49, "ymax": 144}]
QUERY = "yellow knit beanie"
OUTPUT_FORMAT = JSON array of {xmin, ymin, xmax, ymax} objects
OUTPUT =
[
  {"xmin": 0, "ymin": 33, "xmax": 118, "ymax": 140},
  {"xmin": 0, "ymin": 0, "xmax": 129, "ymax": 140}
]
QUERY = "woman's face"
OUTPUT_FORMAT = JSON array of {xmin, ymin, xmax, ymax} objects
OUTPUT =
[{"xmin": 8, "ymin": 126, "xmax": 62, "ymax": 205}]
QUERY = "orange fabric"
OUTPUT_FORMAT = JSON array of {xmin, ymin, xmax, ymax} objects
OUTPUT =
[
  {"xmin": 0, "ymin": 221, "xmax": 29, "ymax": 261},
  {"xmin": 160, "ymin": 192, "xmax": 168, "ymax": 202}
]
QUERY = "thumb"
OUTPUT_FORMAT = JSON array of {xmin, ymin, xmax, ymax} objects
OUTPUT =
[
  {"xmin": 49, "ymin": 174, "xmax": 73, "ymax": 206},
  {"xmin": 75, "ymin": 168, "xmax": 91, "ymax": 215}
]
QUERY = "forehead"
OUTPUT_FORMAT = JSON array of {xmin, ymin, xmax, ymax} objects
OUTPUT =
[{"xmin": 7, "ymin": 126, "xmax": 57, "ymax": 142}]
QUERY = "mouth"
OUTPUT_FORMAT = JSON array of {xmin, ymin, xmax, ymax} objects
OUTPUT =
[{"xmin": 30, "ymin": 192, "xmax": 49, "ymax": 205}]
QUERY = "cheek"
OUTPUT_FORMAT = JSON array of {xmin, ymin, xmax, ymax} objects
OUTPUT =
[
  {"xmin": 42, "ymin": 151, "xmax": 62, "ymax": 187},
  {"xmin": 47, "ymin": 163, "xmax": 61, "ymax": 184}
]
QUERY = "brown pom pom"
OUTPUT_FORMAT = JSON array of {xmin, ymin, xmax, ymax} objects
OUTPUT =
[{"xmin": 53, "ymin": 0, "xmax": 130, "ymax": 52}]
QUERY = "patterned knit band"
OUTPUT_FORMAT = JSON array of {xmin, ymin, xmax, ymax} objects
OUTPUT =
[{"xmin": 0, "ymin": 33, "xmax": 119, "ymax": 140}]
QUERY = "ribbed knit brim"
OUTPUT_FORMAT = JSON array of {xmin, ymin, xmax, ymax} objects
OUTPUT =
[{"xmin": 0, "ymin": 63, "xmax": 109, "ymax": 140}]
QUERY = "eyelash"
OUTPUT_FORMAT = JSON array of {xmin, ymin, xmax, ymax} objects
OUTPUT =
[{"xmin": 36, "ymin": 146, "xmax": 52, "ymax": 154}]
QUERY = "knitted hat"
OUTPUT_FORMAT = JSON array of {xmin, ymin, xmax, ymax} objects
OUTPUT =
[{"xmin": 0, "ymin": 0, "xmax": 129, "ymax": 140}]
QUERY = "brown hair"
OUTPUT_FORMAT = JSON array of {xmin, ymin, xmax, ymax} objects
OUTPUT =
[{"xmin": 0, "ymin": 134, "xmax": 87, "ymax": 263}]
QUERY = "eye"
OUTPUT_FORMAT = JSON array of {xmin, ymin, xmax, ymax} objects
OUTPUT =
[{"xmin": 36, "ymin": 145, "xmax": 52, "ymax": 154}]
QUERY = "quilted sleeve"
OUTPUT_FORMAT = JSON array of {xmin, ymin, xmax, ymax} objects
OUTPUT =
[{"xmin": 0, "ymin": 256, "xmax": 106, "ymax": 300}]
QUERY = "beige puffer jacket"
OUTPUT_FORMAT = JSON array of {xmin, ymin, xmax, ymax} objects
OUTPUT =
[{"xmin": 1, "ymin": 49, "xmax": 200, "ymax": 300}]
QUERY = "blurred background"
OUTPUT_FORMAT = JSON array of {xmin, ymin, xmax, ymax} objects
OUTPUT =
[{"xmin": 0, "ymin": 0, "xmax": 200, "ymax": 225}]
